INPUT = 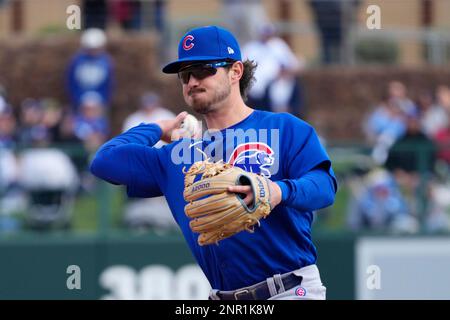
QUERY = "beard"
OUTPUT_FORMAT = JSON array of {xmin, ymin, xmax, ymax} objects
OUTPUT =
[{"xmin": 187, "ymin": 82, "xmax": 231, "ymax": 114}]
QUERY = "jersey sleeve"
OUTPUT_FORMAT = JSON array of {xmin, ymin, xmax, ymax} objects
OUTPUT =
[
  {"xmin": 283, "ymin": 116, "xmax": 332, "ymax": 176},
  {"xmin": 275, "ymin": 114, "xmax": 337, "ymax": 210},
  {"xmin": 90, "ymin": 123, "xmax": 169, "ymax": 198}
]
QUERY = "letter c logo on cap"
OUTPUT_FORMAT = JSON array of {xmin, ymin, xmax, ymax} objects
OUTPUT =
[{"xmin": 183, "ymin": 35, "xmax": 194, "ymax": 50}]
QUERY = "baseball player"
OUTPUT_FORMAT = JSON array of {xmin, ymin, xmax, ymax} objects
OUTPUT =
[{"xmin": 90, "ymin": 25, "xmax": 337, "ymax": 300}]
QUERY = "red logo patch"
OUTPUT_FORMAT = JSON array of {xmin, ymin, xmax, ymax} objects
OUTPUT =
[
  {"xmin": 182, "ymin": 35, "xmax": 194, "ymax": 50},
  {"xmin": 295, "ymin": 286, "xmax": 306, "ymax": 297}
]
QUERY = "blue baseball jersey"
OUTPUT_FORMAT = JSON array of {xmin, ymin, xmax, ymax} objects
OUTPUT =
[{"xmin": 90, "ymin": 110, "xmax": 337, "ymax": 291}]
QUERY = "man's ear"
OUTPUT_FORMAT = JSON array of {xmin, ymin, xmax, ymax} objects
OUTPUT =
[{"xmin": 230, "ymin": 61, "xmax": 244, "ymax": 82}]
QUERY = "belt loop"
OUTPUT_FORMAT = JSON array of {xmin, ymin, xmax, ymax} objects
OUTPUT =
[
  {"xmin": 266, "ymin": 277, "xmax": 278, "ymax": 297},
  {"xmin": 273, "ymin": 274, "xmax": 285, "ymax": 293},
  {"xmin": 209, "ymin": 289, "xmax": 221, "ymax": 300}
]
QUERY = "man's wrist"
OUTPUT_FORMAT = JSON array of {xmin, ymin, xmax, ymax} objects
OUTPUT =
[
  {"xmin": 269, "ymin": 180, "xmax": 282, "ymax": 208},
  {"xmin": 274, "ymin": 180, "xmax": 290, "ymax": 204}
]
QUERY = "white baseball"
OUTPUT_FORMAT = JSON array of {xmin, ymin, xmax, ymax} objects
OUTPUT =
[{"xmin": 180, "ymin": 114, "xmax": 200, "ymax": 138}]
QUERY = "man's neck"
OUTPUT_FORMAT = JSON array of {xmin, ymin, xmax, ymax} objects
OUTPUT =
[{"xmin": 203, "ymin": 100, "xmax": 253, "ymax": 130}]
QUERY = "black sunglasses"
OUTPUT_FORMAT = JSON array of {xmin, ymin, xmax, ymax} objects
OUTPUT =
[{"xmin": 178, "ymin": 61, "xmax": 234, "ymax": 84}]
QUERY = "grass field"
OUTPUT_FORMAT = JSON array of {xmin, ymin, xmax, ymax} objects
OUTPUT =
[{"xmin": 71, "ymin": 184, "xmax": 126, "ymax": 232}]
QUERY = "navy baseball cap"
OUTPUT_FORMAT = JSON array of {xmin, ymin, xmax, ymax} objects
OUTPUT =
[{"xmin": 162, "ymin": 25, "xmax": 242, "ymax": 74}]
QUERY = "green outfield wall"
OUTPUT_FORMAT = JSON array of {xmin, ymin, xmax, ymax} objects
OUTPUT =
[{"xmin": 1, "ymin": 233, "xmax": 449, "ymax": 300}]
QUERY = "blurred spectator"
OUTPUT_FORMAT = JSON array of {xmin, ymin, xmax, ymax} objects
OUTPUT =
[
  {"xmin": 66, "ymin": 28, "xmax": 114, "ymax": 112},
  {"xmin": 365, "ymin": 97, "xmax": 407, "ymax": 142},
  {"xmin": 17, "ymin": 99, "xmax": 49, "ymax": 147},
  {"xmin": 435, "ymin": 85, "xmax": 450, "ymax": 112},
  {"xmin": 0, "ymin": 105, "xmax": 17, "ymax": 149},
  {"xmin": 428, "ymin": 182, "xmax": 450, "ymax": 232},
  {"xmin": 54, "ymin": 112, "xmax": 89, "ymax": 179},
  {"xmin": 242, "ymin": 23, "xmax": 303, "ymax": 114},
  {"xmin": 17, "ymin": 98, "xmax": 66, "ymax": 148},
  {"xmin": 152, "ymin": 0, "xmax": 166, "ymax": 33},
  {"xmin": 109, "ymin": 0, "xmax": 142, "ymax": 30},
  {"xmin": 83, "ymin": 0, "xmax": 108, "ymax": 29},
  {"xmin": 433, "ymin": 86, "xmax": 450, "ymax": 165},
  {"xmin": 74, "ymin": 91, "xmax": 109, "ymax": 153},
  {"xmin": 222, "ymin": 0, "xmax": 269, "ymax": 45},
  {"xmin": 122, "ymin": 92, "xmax": 175, "ymax": 132},
  {"xmin": 54, "ymin": 114, "xmax": 90, "ymax": 188},
  {"xmin": 121, "ymin": 91, "xmax": 177, "ymax": 232},
  {"xmin": 385, "ymin": 110, "xmax": 436, "ymax": 174},
  {"xmin": 309, "ymin": 0, "xmax": 343, "ymax": 64},
  {"xmin": 0, "ymin": 103, "xmax": 18, "ymax": 184},
  {"xmin": 365, "ymin": 97, "xmax": 407, "ymax": 164},
  {"xmin": 417, "ymin": 89, "xmax": 448, "ymax": 138},
  {"xmin": 0, "ymin": 148, "xmax": 23, "ymax": 233},
  {"xmin": 0, "ymin": 89, "xmax": 23, "ymax": 232},
  {"xmin": 72, "ymin": 92, "xmax": 109, "ymax": 194},
  {"xmin": 263, "ymin": 63, "xmax": 304, "ymax": 116},
  {"xmin": 435, "ymin": 123, "xmax": 450, "ymax": 168},
  {"xmin": 0, "ymin": 148, "xmax": 20, "ymax": 193},
  {"xmin": 435, "ymin": 125, "xmax": 450, "ymax": 165},
  {"xmin": 347, "ymin": 168, "xmax": 418, "ymax": 233},
  {"xmin": 18, "ymin": 149, "xmax": 79, "ymax": 230},
  {"xmin": 54, "ymin": 113, "xmax": 83, "ymax": 145},
  {"xmin": 387, "ymin": 81, "xmax": 417, "ymax": 115},
  {"xmin": 309, "ymin": 0, "xmax": 360, "ymax": 64},
  {"xmin": 0, "ymin": 89, "xmax": 7, "ymax": 109},
  {"xmin": 384, "ymin": 111, "xmax": 438, "ymax": 230},
  {"xmin": 365, "ymin": 81, "xmax": 417, "ymax": 165},
  {"xmin": 41, "ymin": 98, "xmax": 64, "ymax": 142}
]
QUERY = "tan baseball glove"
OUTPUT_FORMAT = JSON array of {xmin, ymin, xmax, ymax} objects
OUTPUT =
[{"xmin": 183, "ymin": 159, "xmax": 272, "ymax": 246}]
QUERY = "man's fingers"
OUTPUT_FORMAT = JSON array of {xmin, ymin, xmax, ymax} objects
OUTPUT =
[
  {"xmin": 166, "ymin": 112, "xmax": 190, "ymax": 142},
  {"xmin": 243, "ymin": 193, "xmax": 254, "ymax": 206},
  {"xmin": 228, "ymin": 186, "xmax": 251, "ymax": 193},
  {"xmin": 174, "ymin": 111, "xmax": 188, "ymax": 129},
  {"xmin": 228, "ymin": 186, "xmax": 254, "ymax": 206}
]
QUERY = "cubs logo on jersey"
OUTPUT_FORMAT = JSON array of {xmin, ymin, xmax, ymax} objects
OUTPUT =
[{"xmin": 228, "ymin": 142, "xmax": 275, "ymax": 178}]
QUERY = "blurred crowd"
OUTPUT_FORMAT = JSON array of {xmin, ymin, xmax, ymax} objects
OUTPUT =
[
  {"xmin": 345, "ymin": 81, "xmax": 450, "ymax": 233},
  {"xmin": 82, "ymin": 0, "xmax": 165, "ymax": 32},
  {"xmin": 0, "ymin": 10, "xmax": 309, "ymax": 234},
  {"xmin": 1, "ymin": 0, "xmax": 449, "ymax": 236},
  {"xmin": 0, "ymin": 27, "xmax": 175, "ymax": 233},
  {"xmin": 0, "ymin": 7, "xmax": 309, "ymax": 233}
]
